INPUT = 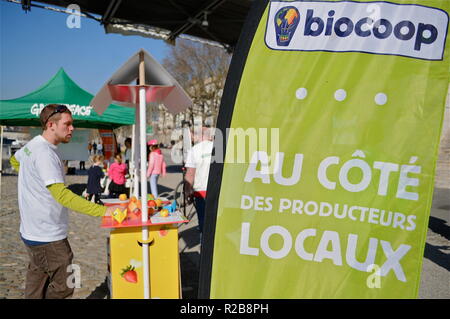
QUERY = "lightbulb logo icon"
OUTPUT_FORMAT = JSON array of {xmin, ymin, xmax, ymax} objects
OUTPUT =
[{"xmin": 274, "ymin": 6, "xmax": 300, "ymax": 46}]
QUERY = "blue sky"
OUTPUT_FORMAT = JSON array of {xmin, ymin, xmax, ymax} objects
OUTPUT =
[{"xmin": 0, "ymin": 1, "xmax": 169, "ymax": 100}]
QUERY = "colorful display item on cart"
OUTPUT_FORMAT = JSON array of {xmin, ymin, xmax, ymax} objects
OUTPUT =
[
  {"xmin": 160, "ymin": 209, "xmax": 169, "ymax": 217},
  {"xmin": 163, "ymin": 200, "xmax": 177, "ymax": 213},
  {"xmin": 101, "ymin": 195, "xmax": 184, "ymax": 228},
  {"xmin": 112, "ymin": 207, "xmax": 128, "ymax": 224}
]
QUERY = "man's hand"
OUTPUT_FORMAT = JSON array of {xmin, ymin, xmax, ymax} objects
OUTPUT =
[
  {"xmin": 186, "ymin": 194, "xmax": 194, "ymax": 205},
  {"xmin": 184, "ymin": 180, "xmax": 194, "ymax": 205}
]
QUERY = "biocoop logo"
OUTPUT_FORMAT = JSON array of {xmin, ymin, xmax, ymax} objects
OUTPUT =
[{"xmin": 265, "ymin": 1, "xmax": 449, "ymax": 60}]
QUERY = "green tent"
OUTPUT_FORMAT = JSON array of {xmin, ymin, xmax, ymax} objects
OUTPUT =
[{"xmin": 0, "ymin": 68, "xmax": 135, "ymax": 129}]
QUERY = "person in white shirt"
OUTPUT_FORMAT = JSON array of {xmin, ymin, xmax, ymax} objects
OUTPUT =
[
  {"xmin": 185, "ymin": 127, "xmax": 214, "ymax": 234},
  {"xmin": 97, "ymin": 142, "xmax": 103, "ymax": 155},
  {"xmin": 123, "ymin": 137, "xmax": 132, "ymax": 166},
  {"xmin": 10, "ymin": 104, "xmax": 117, "ymax": 299}
]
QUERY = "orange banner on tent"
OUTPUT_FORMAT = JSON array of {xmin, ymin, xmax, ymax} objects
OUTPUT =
[{"xmin": 99, "ymin": 129, "xmax": 118, "ymax": 161}]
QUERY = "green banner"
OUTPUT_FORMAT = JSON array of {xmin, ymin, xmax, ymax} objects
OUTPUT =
[{"xmin": 206, "ymin": 0, "xmax": 450, "ymax": 298}]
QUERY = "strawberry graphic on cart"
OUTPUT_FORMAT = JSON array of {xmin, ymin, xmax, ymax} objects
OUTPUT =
[{"xmin": 121, "ymin": 265, "xmax": 138, "ymax": 283}]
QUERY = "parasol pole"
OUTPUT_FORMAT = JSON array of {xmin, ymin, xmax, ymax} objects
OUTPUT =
[{"xmin": 138, "ymin": 51, "xmax": 151, "ymax": 299}]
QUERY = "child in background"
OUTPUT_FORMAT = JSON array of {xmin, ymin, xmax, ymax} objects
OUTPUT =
[
  {"xmin": 86, "ymin": 155, "xmax": 104, "ymax": 204},
  {"xmin": 108, "ymin": 154, "xmax": 127, "ymax": 198},
  {"xmin": 146, "ymin": 139, "xmax": 167, "ymax": 198}
]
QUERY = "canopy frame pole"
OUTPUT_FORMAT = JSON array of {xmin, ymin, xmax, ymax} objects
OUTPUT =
[
  {"xmin": 132, "ymin": 122, "xmax": 140, "ymax": 198},
  {"xmin": 129, "ymin": 124, "xmax": 135, "ymax": 196},
  {"xmin": 0, "ymin": 125, "xmax": 3, "ymax": 200},
  {"xmin": 138, "ymin": 52, "xmax": 151, "ymax": 300}
]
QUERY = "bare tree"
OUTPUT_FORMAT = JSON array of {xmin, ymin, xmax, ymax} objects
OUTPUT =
[{"xmin": 163, "ymin": 39, "xmax": 231, "ymax": 127}]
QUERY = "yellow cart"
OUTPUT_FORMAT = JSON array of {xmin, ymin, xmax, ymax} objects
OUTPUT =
[{"xmin": 102, "ymin": 208, "xmax": 188, "ymax": 299}]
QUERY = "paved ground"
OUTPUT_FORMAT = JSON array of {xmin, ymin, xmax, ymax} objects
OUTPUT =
[{"xmin": 0, "ymin": 143, "xmax": 448, "ymax": 299}]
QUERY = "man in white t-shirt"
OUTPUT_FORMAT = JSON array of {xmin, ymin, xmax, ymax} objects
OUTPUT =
[
  {"xmin": 10, "ymin": 104, "xmax": 117, "ymax": 299},
  {"xmin": 185, "ymin": 127, "xmax": 214, "ymax": 234}
]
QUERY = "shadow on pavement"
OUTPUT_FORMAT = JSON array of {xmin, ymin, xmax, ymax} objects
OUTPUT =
[
  {"xmin": 428, "ymin": 216, "xmax": 450, "ymax": 241},
  {"xmin": 424, "ymin": 243, "xmax": 450, "ymax": 271},
  {"xmin": 424, "ymin": 215, "xmax": 450, "ymax": 271},
  {"xmin": 67, "ymin": 183, "xmax": 87, "ymax": 196},
  {"xmin": 158, "ymin": 185, "xmax": 175, "ymax": 198},
  {"xmin": 180, "ymin": 252, "xmax": 200, "ymax": 299},
  {"xmin": 86, "ymin": 277, "xmax": 110, "ymax": 299},
  {"xmin": 167, "ymin": 165, "xmax": 183, "ymax": 174},
  {"xmin": 75, "ymin": 169, "xmax": 89, "ymax": 176},
  {"xmin": 179, "ymin": 226, "xmax": 201, "ymax": 251}
]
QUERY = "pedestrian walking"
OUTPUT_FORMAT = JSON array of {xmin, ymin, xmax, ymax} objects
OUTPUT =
[
  {"xmin": 86, "ymin": 155, "xmax": 105, "ymax": 204},
  {"xmin": 146, "ymin": 139, "xmax": 166, "ymax": 199},
  {"xmin": 185, "ymin": 127, "xmax": 213, "ymax": 234},
  {"xmin": 123, "ymin": 137, "xmax": 132, "ymax": 167},
  {"xmin": 107, "ymin": 154, "xmax": 127, "ymax": 198},
  {"xmin": 97, "ymin": 142, "xmax": 103, "ymax": 155}
]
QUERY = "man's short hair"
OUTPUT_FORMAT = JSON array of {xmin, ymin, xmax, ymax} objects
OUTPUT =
[
  {"xmin": 202, "ymin": 126, "xmax": 214, "ymax": 141},
  {"xmin": 40, "ymin": 104, "xmax": 72, "ymax": 130}
]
